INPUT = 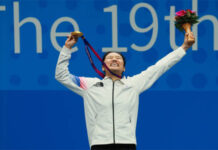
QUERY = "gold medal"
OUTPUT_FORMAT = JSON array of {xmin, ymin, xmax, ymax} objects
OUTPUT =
[{"xmin": 71, "ymin": 31, "xmax": 83, "ymax": 37}]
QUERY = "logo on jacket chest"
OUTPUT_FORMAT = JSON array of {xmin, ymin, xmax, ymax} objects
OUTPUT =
[{"xmin": 93, "ymin": 82, "xmax": 104, "ymax": 87}]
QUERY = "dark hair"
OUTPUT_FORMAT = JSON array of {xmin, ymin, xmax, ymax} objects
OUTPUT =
[{"xmin": 102, "ymin": 51, "xmax": 126, "ymax": 67}]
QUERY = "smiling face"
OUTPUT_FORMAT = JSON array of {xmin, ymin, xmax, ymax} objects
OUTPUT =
[{"xmin": 102, "ymin": 52, "xmax": 125, "ymax": 76}]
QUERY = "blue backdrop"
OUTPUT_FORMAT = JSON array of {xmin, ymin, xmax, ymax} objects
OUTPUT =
[{"xmin": 0, "ymin": 0, "xmax": 218, "ymax": 149}]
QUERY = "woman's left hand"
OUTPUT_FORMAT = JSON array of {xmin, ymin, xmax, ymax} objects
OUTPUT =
[{"xmin": 181, "ymin": 32, "xmax": 195, "ymax": 51}]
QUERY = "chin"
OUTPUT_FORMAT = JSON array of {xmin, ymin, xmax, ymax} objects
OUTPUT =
[
  {"xmin": 111, "ymin": 69, "xmax": 122, "ymax": 74},
  {"xmin": 109, "ymin": 68, "xmax": 119, "ymax": 72}
]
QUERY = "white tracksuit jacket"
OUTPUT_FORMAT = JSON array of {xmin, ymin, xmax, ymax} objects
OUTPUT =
[{"xmin": 55, "ymin": 46, "xmax": 186, "ymax": 147}]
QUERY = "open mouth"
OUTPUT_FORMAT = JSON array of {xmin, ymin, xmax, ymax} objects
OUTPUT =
[{"xmin": 110, "ymin": 63, "xmax": 119, "ymax": 67}]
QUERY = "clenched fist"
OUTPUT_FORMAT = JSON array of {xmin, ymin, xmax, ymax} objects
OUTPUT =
[
  {"xmin": 65, "ymin": 33, "xmax": 79, "ymax": 49},
  {"xmin": 182, "ymin": 32, "xmax": 195, "ymax": 51}
]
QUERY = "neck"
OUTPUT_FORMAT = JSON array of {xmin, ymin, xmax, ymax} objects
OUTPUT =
[{"xmin": 105, "ymin": 72, "xmax": 122, "ymax": 81}]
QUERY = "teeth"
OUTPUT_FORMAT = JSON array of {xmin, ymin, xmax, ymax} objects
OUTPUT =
[{"xmin": 111, "ymin": 63, "xmax": 118, "ymax": 67}]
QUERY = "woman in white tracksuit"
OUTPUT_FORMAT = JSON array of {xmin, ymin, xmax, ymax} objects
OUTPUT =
[{"xmin": 55, "ymin": 33, "xmax": 195, "ymax": 150}]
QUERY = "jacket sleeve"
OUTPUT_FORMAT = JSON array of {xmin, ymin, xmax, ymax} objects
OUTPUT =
[
  {"xmin": 55, "ymin": 46, "xmax": 90, "ymax": 97},
  {"xmin": 128, "ymin": 47, "xmax": 186, "ymax": 94}
]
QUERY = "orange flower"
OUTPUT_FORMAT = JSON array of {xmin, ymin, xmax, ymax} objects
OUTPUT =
[{"xmin": 187, "ymin": 9, "xmax": 196, "ymax": 14}]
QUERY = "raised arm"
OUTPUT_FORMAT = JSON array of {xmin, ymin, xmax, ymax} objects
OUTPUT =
[
  {"xmin": 129, "ymin": 32, "xmax": 195, "ymax": 93},
  {"xmin": 55, "ymin": 34, "xmax": 87, "ymax": 96}
]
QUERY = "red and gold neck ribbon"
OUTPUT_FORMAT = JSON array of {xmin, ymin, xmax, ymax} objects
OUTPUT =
[{"xmin": 81, "ymin": 35, "xmax": 122, "ymax": 79}]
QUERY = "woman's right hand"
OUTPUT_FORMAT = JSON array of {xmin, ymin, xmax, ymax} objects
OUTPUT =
[{"xmin": 65, "ymin": 33, "xmax": 79, "ymax": 49}]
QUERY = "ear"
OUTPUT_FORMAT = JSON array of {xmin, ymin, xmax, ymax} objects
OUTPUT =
[{"xmin": 102, "ymin": 66, "xmax": 105, "ymax": 72}]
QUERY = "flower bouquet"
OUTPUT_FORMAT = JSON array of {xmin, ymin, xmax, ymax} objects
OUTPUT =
[{"xmin": 175, "ymin": 9, "xmax": 198, "ymax": 42}]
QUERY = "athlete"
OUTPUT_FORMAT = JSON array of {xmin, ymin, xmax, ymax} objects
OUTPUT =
[{"xmin": 55, "ymin": 32, "xmax": 195, "ymax": 150}]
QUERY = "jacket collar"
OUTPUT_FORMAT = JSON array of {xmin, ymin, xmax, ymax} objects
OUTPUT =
[{"xmin": 103, "ymin": 76, "xmax": 126, "ymax": 84}]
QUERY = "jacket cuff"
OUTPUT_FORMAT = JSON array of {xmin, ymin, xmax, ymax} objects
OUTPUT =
[
  {"xmin": 176, "ymin": 46, "xmax": 187, "ymax": 58},
  {"xmin": 61, "ymin": 46, "xmax": 74, "ymax": 55}
]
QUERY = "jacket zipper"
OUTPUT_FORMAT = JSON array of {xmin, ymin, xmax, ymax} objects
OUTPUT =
[{"xmin": 112, "ymin": 81, "xmax": 115, "ymax": 143}]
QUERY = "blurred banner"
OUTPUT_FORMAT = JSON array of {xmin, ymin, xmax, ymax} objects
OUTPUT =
[
  {"xmin": 0, "ymin": 0, "xmax": 218, "ymax": 150},
  {"xmin": 0, "ymin": 0, "xmax": 217, "ymax": 91}
]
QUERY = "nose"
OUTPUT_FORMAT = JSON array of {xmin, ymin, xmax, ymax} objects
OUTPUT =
[{"xmin": 112, "ymin": 59, "xmax": 118, "ymax": 62}]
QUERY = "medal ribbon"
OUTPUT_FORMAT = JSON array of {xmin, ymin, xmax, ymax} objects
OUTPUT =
[{"xmin": 81, "ymin": 36, "xmax": 122, "ymax": 79}]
